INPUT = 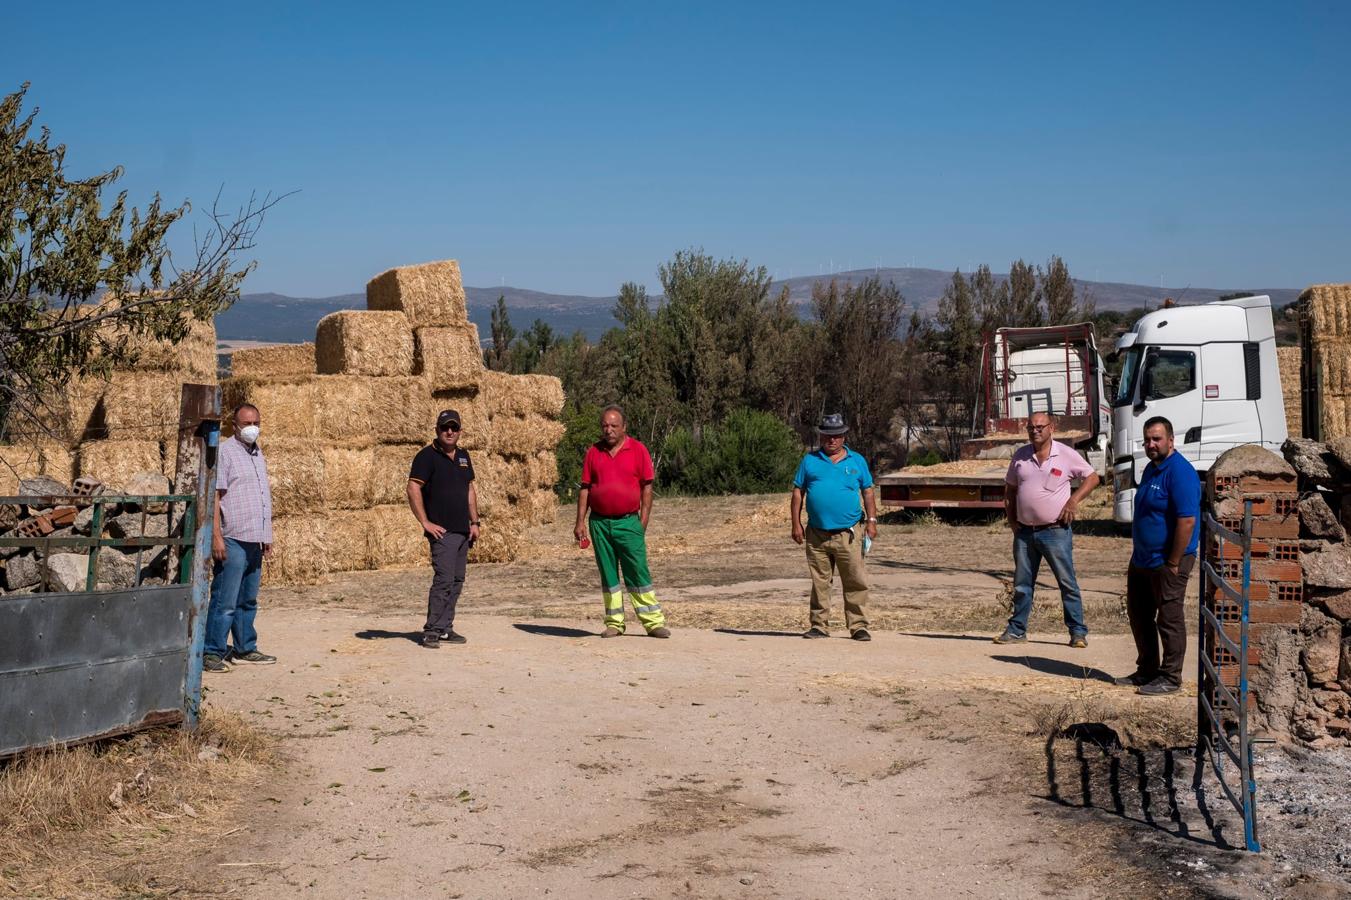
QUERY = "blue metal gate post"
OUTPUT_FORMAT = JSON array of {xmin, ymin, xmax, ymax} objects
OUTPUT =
[{"xmin": 175, "ymin": 384, "xmax": 221, "ymax": 730}]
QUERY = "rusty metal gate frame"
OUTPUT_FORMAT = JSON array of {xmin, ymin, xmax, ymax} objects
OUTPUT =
[
  {"xmin": 1196, "ymin": 501, "xmax": 1261, "ymax": 852},
  {"xmin": 0, "ymin": 385, "xmax": 220, "ymax": 757}
]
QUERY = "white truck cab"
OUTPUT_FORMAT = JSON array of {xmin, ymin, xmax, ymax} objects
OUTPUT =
[{"xmin": 1111, "ymin": 295, "xmax": 1288, "ymax": 523}]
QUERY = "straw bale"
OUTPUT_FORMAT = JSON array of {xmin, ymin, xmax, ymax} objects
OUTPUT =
[
  {"xmin": 413, "ymin": 325, "xmax": 484, "ymax": 390},
  {"xmin": 115, "ymin": 316, "xmax": 218, "ymax": 381},
  {"xmin": 1314, "ymin": 339, "xmax": 1351, "ymax": 395},
  {"xmin": 261, "ymin": 440, "xmax": 374, "ymax": 515},
  {"xmin": 472, "ymin": 453, "xmax": 531, "ymax": 502},
  {"xmin": 315, "ymin": 311, "xmax": 415, "ymax": 376},
  {"xmin": 67, "ymin": 372, "xmax": 184, "ymax": 444},
  {"xmin": 372, "ymin": 444, "xmax": 425, "ymax": 505},
  {"xmin": 366, "ymin": 504, "xmax": 428, "ymax": 569},
  {"xmin": 0, "ymin": 443, "xmax": 52, "ymax": 495},
  {"xmin": 366, "ymin": 259, "xmax": 469, "ymax": 328},
  {"xmin": 1321, "ymin": 396, "xmax": 1351, "ymax": 444},
  {"xmin": 1302, "ymin": 283, "xmax": 1351, "ymax": 340},
  {"xmin": 221, "ymin": 376, "xmax": 320, "ymax": 438},
  {"xmin": 1277, "ymin": 346, "xmax": 1302, "ymax": 438},
  {"xmin": 467, "ymin": 519, "xmax": 521, "ymax": 563},
  {"xmin": 77, "ymin": 440, "xmax": 165, "ymax": 490},
  {"xmin": 491, "ymin": 414, "xmax": 567, "ymax": 457},
  {"xmin": 262, "ymin": 516, "xmax": 334, "ymax": 586},
  {"xmin": 528, "ymin": 450, "xmax": 559, "ymax": 488},
  {"xmin": 479, "ymin": 370, "xmax": 565, "ymax": 418},
  {"xmin": 514, "ymin": 489, "xmax": 560, "ymax": 526},
  {"xmin": 230, "ymin": 343, "xmax": 316, "ymax": 377},
  {"xmin": 362, "ymin": 377, "xmax": 439, "ymax": 443}
]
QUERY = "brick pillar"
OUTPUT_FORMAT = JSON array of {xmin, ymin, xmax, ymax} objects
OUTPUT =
[{"xmin": 1206, "ymin": 447, "xmax": 1303, "ymax": 738}]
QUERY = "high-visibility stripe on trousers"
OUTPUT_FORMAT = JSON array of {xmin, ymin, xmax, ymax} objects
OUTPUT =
[{"xmin": 588, "ymin": 513, "xmax": 665, "ymax": 633}]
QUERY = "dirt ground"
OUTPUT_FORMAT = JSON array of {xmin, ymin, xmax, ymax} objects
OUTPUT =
[{"xmin": 183, "ymin": 494, "xmax": 1351, "ymax": 899}]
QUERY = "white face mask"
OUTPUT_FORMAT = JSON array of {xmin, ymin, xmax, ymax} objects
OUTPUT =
[{"xmin": 239, "ymin": 424, "xmax": 261, "ymax": 444}]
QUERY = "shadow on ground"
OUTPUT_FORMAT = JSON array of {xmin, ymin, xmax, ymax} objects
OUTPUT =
[
  {"xmin": 993, "ymin": 654, "xmax": 1115, "ymax": 683},
  {"xmin": 512, "ymin": 623, "xmax": 595, "ymax": 638},
  {"xmin": 355, "ymin": 629, "xmax": 423, "ymax": 645}
]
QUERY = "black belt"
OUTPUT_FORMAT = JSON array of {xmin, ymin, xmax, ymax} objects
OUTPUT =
[{"xmin": 1019, "ymin": 523, "xmax": 1065, "ymax": 532}]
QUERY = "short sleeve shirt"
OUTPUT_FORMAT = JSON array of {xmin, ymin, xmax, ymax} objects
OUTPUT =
[
  {"xmin": 581, "ymin": 438, "xmax": 653, "ymax": 517},
  {"xmin": 1131, "ymin": 450, "xmax": 1202, "ymax": 568},
  {"xmin": 1004, "ymin": 440, "xmax": 1097, "ymax": 527},
  {"xmin": 793, "ymin": 447, "xmax": 874, "ymax": 532},
  {"xmin": 217, "ymin": 436, "xmax": 274, "ymax": 543},
  {"xmin": 409, "ymin": 442, "xmax": 475, "ymax": 534}
]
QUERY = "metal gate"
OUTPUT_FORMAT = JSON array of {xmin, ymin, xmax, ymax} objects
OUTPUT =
[
  {"xmin": 0, "ymin": 385, "xmax": 220, "ymax": 757},
  {"xmin": 1196, "ymin": 501, "xmax": 1261, "ymax": 852}
]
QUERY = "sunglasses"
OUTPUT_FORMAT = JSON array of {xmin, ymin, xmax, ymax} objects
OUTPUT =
[{"xmin": 439, "ymin": 423, "xmax": 461, "ymax": 432}]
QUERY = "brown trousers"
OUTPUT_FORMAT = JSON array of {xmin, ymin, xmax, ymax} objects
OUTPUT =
[
  {"xmin": 805, "ymin": 526, "xmax": 870, "ymax": 633},
  {"xmin": 1125, "ymin": 555, "xmax": 1195, "ymax": 685}
]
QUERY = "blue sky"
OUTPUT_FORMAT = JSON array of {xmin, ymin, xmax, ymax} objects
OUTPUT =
[{"xmin": 6, "ymin": 1, "xmax": 1349, "ymax": 297}]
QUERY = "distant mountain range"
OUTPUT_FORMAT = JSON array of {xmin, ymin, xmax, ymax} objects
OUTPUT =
[{"xmin": 216, "ymin": 268, "xmax": 1301, "ymax": 344}]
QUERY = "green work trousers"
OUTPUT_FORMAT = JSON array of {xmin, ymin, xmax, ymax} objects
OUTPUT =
[
  {"xmin": 805, "ymin": 525, "xmax": 870, "ymax": 633},
  {"xmin": 589, "ymin": 513, "xmax": 666, "ymax": 633}
]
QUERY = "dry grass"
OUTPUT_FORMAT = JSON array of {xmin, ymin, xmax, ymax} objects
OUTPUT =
[{"xmin": 0, "ymin": 710, "xmax": 277, "ymax": 898}]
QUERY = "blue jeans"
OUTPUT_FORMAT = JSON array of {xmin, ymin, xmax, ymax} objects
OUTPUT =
[
  {"xmin": 205, "ymin": 539, "xmax": 264, "ymax": 657},
  {"xmin": 1007, "ymin": 525, "xmax": 1087, "ymax": 638}
]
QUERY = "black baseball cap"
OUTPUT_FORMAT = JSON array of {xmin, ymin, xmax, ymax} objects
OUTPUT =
[{"xmin": 436, "ymin": 409, "xmax": 462, "ymax": 430}]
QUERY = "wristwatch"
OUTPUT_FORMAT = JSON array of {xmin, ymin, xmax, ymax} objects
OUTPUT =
[
  {"xmin": 866, "ymin": 517, "xmax": 877, "ymax": 523},
  {"xmin": 471, "ymin": 520, "xmax": 480, "ymax": 526}
]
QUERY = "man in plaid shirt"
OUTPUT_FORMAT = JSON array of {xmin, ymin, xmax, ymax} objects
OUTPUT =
[{"xmin": 203, "ymin": 403, "xmax": 276, "ymax": 673}]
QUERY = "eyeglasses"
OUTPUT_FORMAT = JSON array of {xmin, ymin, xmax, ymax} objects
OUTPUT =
[
  {"xmin": 439, "ymin": 423, "xmax": 461, "ymax": 432},
  {"xmin": 1027, "ymin": 425, "xmax": 1051, "ymax": 432}
]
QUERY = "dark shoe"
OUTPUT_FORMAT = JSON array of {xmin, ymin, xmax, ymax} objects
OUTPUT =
[
  {"xmin": 992, "ymin": 630, "xmax": 1027, "ymax": 645},
  {"xmin": 1068, "ymin": 635, "xmax": 1087, "ymax": 649},
  {"xmin": 648, "ymin": 627, "xmax": 671, "ymax": 639},
  {"xmin": 802, "ymin": 628, "xmax": 830, "ymax": 639},
  {"xmin": 203, "ymin": 654, "xmax": 231, "ymax": 673},
  {"xmin": 439, "ymin": 630, "xmax": 468, "ymax": 644},
  {"xmin": 851, "ymin": 629, "xmax": 872, "ymax": 642},
  {"xmin": 1137, "ymin": 677, "xmax": 1181, "ymax": 696},
  {"xmin": 421, "ymin": 633, "xmax": 441, "ymax": 648},
  {"xmin": 231, "ymin": 650, "xmax": 277, "ymax": 665},
  {"xmin": 1113, "ymin": 671, "xmax": 1154, "ymax": 687},
  {"xmin": 601, "ymin": 627, "xmax": 623, "ymax": 638}
]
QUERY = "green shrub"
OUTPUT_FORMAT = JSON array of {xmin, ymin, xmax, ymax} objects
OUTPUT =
[
  {"xmin": 907, "ymin": 448, "xmax": 943, "ymax": 467},
  {"xmin": 657, "ymin": 409, "xmax": 802, "ymax": 495},
  {"xmin": 553, "ymin": 403, "xmax": 602, "ymax": 501}
]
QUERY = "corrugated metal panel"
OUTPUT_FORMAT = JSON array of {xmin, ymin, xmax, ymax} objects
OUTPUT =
[{"xmin": 0, "ymin": 586, "xmax": 190, "ymax": 756}]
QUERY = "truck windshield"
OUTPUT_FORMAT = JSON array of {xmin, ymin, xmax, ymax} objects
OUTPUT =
[{"xmin": 1114, "ymin": 347, "xmax": 1142, "ymax": 407}]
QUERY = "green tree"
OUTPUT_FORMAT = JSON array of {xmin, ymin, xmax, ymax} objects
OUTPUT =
[
  {"xmin": 0, "ymin": 83, "xmax": 276, "ymax": 438},
  {"xmin": 484, "ymin": 294, "xmax": 515, "ymax": 370},
  {"xmin": 1038, "ymin": 255, "xmax": 1093, "ymax": 325},
  {"xmin": 510, "ymin": 318, "xmax": 556, "ymax": 373}
]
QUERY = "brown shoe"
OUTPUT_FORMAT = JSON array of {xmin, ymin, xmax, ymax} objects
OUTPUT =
[
  {"xmin": 601, "ymin": 627, "xmax": 623, "ymax": 638},
  {"xmin": 648, "ymin": 627, "xmax": 671, "ymax": 639}
]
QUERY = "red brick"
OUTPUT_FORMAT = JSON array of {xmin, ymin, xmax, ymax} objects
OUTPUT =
[
  {"xmin": 1250, "ymin": 517, "xmax": 1300, "ymax": 539},
  {"xmin": 1213, "ymin": 539, "xmax": 1270, "ymax": 559},
  {"xmin": 1238, "ymin": 475, "xmax": 1298, "ymax": 493},
  {"xmin": 1253, "ymin": 560, "xmax": 1303, "ymax": 582},
  {"xmin": 1247, "ymin": 601, "xmax": 1303, "ymax": 625}
]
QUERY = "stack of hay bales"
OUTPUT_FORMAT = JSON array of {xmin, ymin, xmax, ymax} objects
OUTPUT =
[
  {"xmin": 1277, "ymin": 346, "xmax": 1303, "ymax": 439},
  {"xmin": 2, "ymin": 316, "xmax": 217, "ymax": 492},
  {"xmin": 1300, "ymin": 283, "xmax": 1351, "ymax": 441},
  {"xmin": 220, "ymin": 259, "xmax": 566, "ymax": 585}
]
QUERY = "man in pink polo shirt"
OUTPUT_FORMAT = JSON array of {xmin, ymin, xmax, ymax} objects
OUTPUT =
[{"xmin": 993, "ymin": 412, "xmax": 1101, "ymax": 647}]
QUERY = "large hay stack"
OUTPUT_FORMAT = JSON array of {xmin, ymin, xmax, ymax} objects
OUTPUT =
[
  {"xmin": 219, "ymin": 259, "xmax": 565, "ymax": 585},
  {"xmin": 2, "ymin": 316, "xmax": 216, "ymax": 492},
  {"xmin": 1300, "ymin": 283, "xmax": 1351, "ymax": 441},
  {"xmin": 1277, "ymin": 346, "xmax": 1302, "ymax": 438}
]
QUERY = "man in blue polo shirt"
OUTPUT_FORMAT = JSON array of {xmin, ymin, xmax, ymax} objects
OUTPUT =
[
  {"xmin": 790, "ymin": 413, "xmax": 878, "ymax": 641},
  {"xmin": 1117, "ymin": 415, "xmax": 1201, "ymax": 696}
]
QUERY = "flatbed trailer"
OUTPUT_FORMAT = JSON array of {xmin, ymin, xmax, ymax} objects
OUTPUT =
[{"xmin": 878, "ymin": 323, "xmax": 1109, "ymax": 511}]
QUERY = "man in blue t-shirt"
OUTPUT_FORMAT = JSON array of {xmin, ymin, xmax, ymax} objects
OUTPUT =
[
  {"xmin": 790, "ymin": 413, "xmax": 878, "ymax": 641},
  {"xmin": 1117, "ymin": 416, "xmax": 1201, "ymax": 695}
]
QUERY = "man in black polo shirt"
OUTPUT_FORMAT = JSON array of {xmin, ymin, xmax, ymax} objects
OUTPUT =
[{"xmin": 407, "ymin": 409, "xmax": 480, "ymax": 648}]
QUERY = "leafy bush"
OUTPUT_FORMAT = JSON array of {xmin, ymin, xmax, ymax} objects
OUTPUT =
[
  {"xmin": 657, "ymin": 409, "xmax": 802, "ymax": 495},
  {"xmin": 907, "ymin": 449, "xmax": 943, "ymax": 467},
  {"xmin": 553, "ymin": 403, "xmax": 602, "ymax": 501}
]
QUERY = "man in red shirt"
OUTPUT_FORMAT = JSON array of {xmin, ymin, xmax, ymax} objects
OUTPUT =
[{"xmin": 573, "ymin": 405, "xmax": 670, "ymax": 638}]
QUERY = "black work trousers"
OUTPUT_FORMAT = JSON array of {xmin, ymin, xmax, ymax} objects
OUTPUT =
[
  {"xmin": 1125, "ymin": 555, "xmax": 1195, "ymax": 685},
  {"xmin": 424, "ymin": 532, "xmax": 469, "ymax": 636}
]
